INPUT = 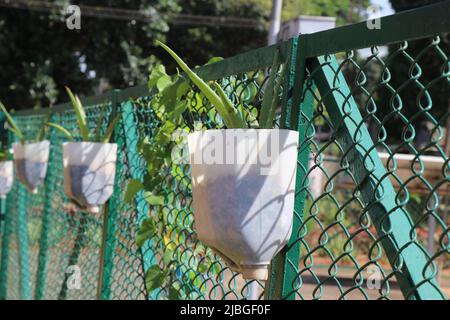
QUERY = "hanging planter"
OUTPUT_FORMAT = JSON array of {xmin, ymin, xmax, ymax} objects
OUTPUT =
[
  {"xmin": 13, "ymin": 140, "xmax": 50, "ymax": 194},
  {"xmin": 62, "ymin": 142, "xmax": 117, "ymax": 213},
  {"xmin": 150, "ymin": 42, "xmax": 298, "ymax": 281},
  {"xmin": 1, "ymin": 101, "xmax": 50, "ymax": 194},
  {"xmin": 188, "ymin": 129, "xmax": 298, "ymax": 280},
  {"xmin": 0, "ymin": 160, "xmax": 13, "ymax": 198},
  {"xmin": 48, "ymin": 87, "xmax": 120, "ymax": 214}
]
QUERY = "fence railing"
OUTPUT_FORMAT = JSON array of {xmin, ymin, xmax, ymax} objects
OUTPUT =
[{"xmin": 0, "ymin": 2, "xmax": 449, "ymax": 300}]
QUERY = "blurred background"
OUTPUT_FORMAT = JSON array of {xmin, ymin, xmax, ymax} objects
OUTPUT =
[{"xmin": 1, "ymin": 0, "xmax": 438, "ymax": 111}]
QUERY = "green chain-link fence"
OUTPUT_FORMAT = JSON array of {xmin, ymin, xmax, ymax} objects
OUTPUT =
[{"xmin": 0, "ymin": 2, "xmax": 449, "ymax": 300}]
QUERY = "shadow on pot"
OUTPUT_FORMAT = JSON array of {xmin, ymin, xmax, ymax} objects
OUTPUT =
[
  {"xmin": 63, "ymin": 142, "xmax": 118, "ymax": 214},
  {"xmin": 188, "ymin": 129, "xmax": 299, "ymax": 281},
  {"xmin": 13, "ymin": 140, "xmax": 50, "ymax": 194}
]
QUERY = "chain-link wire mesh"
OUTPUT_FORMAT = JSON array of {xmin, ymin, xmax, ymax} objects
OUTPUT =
[
  {"xmin": 0, "ymin": 5, "xmax": 448, "ymax": 300},
  {"xmin": 283, "ymin": 34, "xmax": 450, "ymax": 300},
  {"xmin": 120, "ymin": 49, "xmax": 288, "ymax": 300}
]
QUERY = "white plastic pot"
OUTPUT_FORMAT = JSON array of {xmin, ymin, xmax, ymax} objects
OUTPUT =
[
  {"xmin": 0, "ymin": 160, "xmax": 13, "ymax": 198},
  {"xmin": 62, "ymin": 142, "xmax": 117, "ymax": 214},
  {"xmin": 188, "ymin": 129, "xmax": 299, "ymax": 280},
  {"xmin": 13, "ymin": 140, "xmax": 50, "ymax": 194}
]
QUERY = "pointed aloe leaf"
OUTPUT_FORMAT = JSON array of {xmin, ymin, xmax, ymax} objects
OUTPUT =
[
  {"xmin": 35, "ymin": 113, "xmax": 51, "ymax": 142},
  {"xmin": 212, "ymin": 82, "xmax": 247, "ymax": 128},
  {"xmin": 65, "ymin": 86, "xmax": 90, "ymax": 141},
  {"xmin": 156, "ymin": 41, "xmax": 246, "ymax": 129},
  {"xmin": 94, "ymin": 107, "xmax": 106, "ymax": 142},
  {"xmin": 101, "ymin": 114, "xmax": 120, "ymax": 143},
  {"xmin": 0, "ymin": 101, "xmax": 24, "ymax": 144},
  {"xmin": 47, "ymin": 122, "xmax": 74, "ymax": 141},
  {"xmin": 259, "ymin": 50, "xmax": 280, "ymax": 129}
]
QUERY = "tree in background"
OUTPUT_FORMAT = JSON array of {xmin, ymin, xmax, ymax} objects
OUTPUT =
[
  {"xmin": 161, "ymin": 0, "xmax": 268, "ymax": 74},
  {"xmin": 0, "ymin": 0, "xmax": 179, "ymax": 110},
  {"xmin": 0, "ymin": 0, "xmax": 369, "ymax": 111}
]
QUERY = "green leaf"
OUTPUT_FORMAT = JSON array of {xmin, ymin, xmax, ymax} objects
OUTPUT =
[
  {"xmin": 149, "ymin": 64, "xmax": 168, "ymax": 91},
  {"xmin": 198, "ymin": 261, "xmax": 209, "ymax": 273},
  {"xmin": 144, "ymin": 265, "xmax": 167, "ymax": 292},
  {"xmin": 259, "ymin": 50, "xmax": 280, "ymax": 129},
  {"xmin": 101, "ymin": 114, "xmax": 120, "ymax": 143},
  {"xmin": 66, "ymin": 87, "xmax": 90, "ymax": 141},
  {"xmin": 213, "ymin": 82, "xmax": 248, "ymax": 128},
  {"xmin": 143, "ymin": 192, "xmax": 165, "ymax": 206},
  {"xmin": 136, "ymin": 218, "xmax": 157, "ymax": 248},
  {"xmin": 124, "ymin": 179, "xmax": 144, "ymax": 204},
  {"xmin": 156, "ymin": 75, "xmax": 173, "ymax": 92},
  {"xmin": 35, "ymin": 113, "xmax": 51, "ymax": 142},
  {"xmin": 168, "ymin": 283, "xmax": 181, "ymax": 300},
  {"xmin": 176, "ymin": 81, "xmax": 190, "ymax": 99},
  {"xmin": 206, "ymin": 57, "xmax": 224, "ymax": 65},
  {"xmin": 0, "ymin": 101, "xmax": 24, "ymax": 143},
  {"xmin": 156, "ymin": 41, "xmax": 246, "ymax": 129},
  {"xmin": 47, "ymin": 123, "xmax": 74, "ymax": 141},
  {"xmin": 94, "ymin": 107, "xmax": 106, "ymax": 142},
  {"xmin": 163, "ymin": 248, "xmax": 173, "ymax": 265}
]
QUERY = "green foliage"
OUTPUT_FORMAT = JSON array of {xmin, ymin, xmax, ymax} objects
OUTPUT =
[
  {"xmin": 259, "ymin": 50, "xmax": 285, "ymax": 129},
  {"xmin": 124, "ymin": 179, "xmax": 144, "ymax": 204},
  {"xmin": 136, "ymin": 218, "xmax": 157, "ymax": 248},
  {"xmin": 0, "ymin": 101, "xmax": 25, "ymax": 144},
  {"xmin": 156, "ymin": 41, "xmax": 247, "ymax": 129},
  {"xmin": 48, "ymin": 87, "xmax": 119, "ymax": 143},
  {"xmin": 66, "ymin": 87, "xmax": 90, "ymax": 141},
  {"xmin": 0, "ymin": 0, "xmax": 180, "ymax": 110},
  {"xmin": 0, "ymin": 100, "xmax": 50, "ymax": 145}
]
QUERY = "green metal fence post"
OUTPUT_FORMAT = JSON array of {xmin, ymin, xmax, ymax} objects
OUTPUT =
[
  {"xmin": 17, "ymin": 185, "xmax": 31, "ymax": 300},
  {"xmin": 35, "ymin": 116, "xmax": 57, "ymax": 300},
  {"xmin": 0, "ymin": 196, "xmax": 11, "ymax": 299},
  {"xmin": 98, "ymin": 90, "xmax": 121, "ymax": 300},
  {"xmin": 309, "ymin": 54, "xmax": 446, "ymax": 300},
  {"xmin": 266, "ymin": 35, "xmax": 316, "ymax": 299}
]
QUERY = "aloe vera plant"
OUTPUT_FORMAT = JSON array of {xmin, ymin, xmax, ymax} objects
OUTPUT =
[
  {"xmin": 48, "ymin": 87, "xmax": 119, "ymax": 143},
  {"xmin": 155, "ymin": 41, "xmax": 283, "ymax": 130},
  {"xmin": 128, "ymin": 43, "xmax": 285, "ymax": 298},
  {"xmin": 0, "ymin": 101, "xmax": 49, "ymax": 144}
]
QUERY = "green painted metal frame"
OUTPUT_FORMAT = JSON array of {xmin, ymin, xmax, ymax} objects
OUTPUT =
[
  {"xmin": 34, "ymin": 119, "xmax": 58, "ymax": 299},
  {"xmin": 98, "ymin": 90, "xmax": 122, "ymax": 300},
  {"xmin": 308, "ymin": 55, "xmax": 446, "ymax": 300},
  {"xmin": 17, "ymin": 185, "xmax": 31, "ymax": 300},
  {"xmin": 302, "ymin": 0, "xmax": 450, "ymax": 57},
  {"xmin": 266, "ymin": 36, "xmax": 315, "ymax": 299},
  {"xmin": 0, "ymin": 196, "xmax": 11, "ymax": 299}
]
